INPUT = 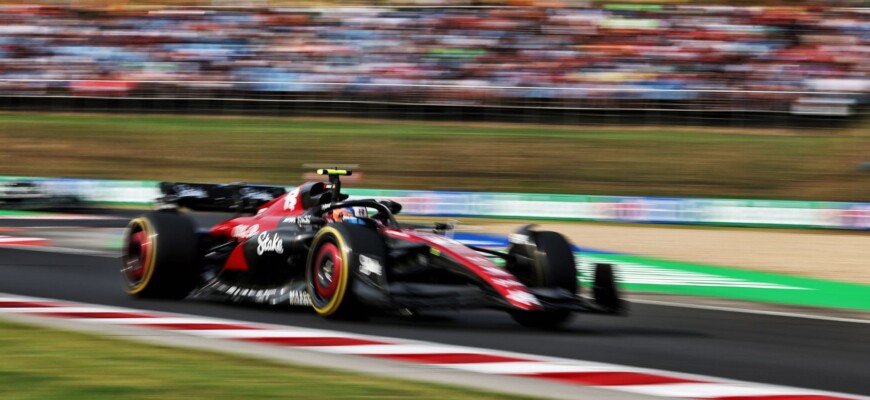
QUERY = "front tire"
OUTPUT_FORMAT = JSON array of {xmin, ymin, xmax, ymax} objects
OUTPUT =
[
  {"xmin": 121, "ymin": 212, "xmax": 200, "ymax": 299},
  {"xmin": 507, "ymin": 231, "xmax": 578, "ymax": 329},
  {"xmin": 306, "ymin": 223, "xmax": 385, "ymax": 319}
]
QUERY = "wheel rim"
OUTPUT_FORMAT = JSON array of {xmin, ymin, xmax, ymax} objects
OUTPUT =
[
  {"xmin": 314, "ymin": 242, "xmax": 342, "ymax": 299},
  {"xmin": 121, "ymin": 221, "xmax": 153, "ymax": 291},
  {"xmin": 129, "ymin": 231, "xmax": 148, "ymax": 279}
]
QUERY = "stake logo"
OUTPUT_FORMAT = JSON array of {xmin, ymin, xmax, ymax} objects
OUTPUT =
[{"xmin": 256, "ymin": 232, "xmax": 284, "ymax": 255}]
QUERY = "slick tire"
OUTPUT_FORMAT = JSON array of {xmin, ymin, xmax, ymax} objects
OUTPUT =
[
  {"xmin": 508, "ymin": 231, "xmax": 578, "ymax": 329},
  {"xmin": 121, "ymin": 212, "xmax": 200, "ymax": 299},
  {"xmin": 306, "ymin": 223, "xmax": 386, "ymax": 319}
]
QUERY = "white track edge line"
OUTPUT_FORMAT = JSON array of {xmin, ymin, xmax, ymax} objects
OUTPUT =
[
  {"xmin": 616, "ymin": 382, "xmax": 825, "ymax": 398},
  {"xmin": 0, "ymin": 244, "xmax": 116, "ymax": 257},
  {"xmin": 630, "ymin": 299, "xmax": 870, "ymax": 325}
]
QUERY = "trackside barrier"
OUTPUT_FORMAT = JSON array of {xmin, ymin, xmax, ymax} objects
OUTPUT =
[
  {"xmin": 0, "ymin": 176, "xmax": 160, "ymax": 206},
  {"xmin": 3, "ymin": 176, "xmax": 870, "ymax": 230},
  {"xmin": 343, "ymin": 189, "xmax": 870, "ymax": 230}
]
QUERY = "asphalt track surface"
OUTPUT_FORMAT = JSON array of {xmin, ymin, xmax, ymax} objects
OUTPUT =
[{"xmin": 1, "ymin": 212, "xmax": 869, "ymax": 397}]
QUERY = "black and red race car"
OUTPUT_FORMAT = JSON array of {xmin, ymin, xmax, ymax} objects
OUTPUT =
[{"xmin": 121, "ymin": 170, "xmax": 624, "ymax": 328}]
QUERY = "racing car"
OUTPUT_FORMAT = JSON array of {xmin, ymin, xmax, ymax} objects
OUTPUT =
[
  {"xmin": 121, "ymin": 169, "xmax": 624, "ymax": 328},
  {"xmin": 0, "ymin": 180, "xmax": 80, "ymax": 210}
]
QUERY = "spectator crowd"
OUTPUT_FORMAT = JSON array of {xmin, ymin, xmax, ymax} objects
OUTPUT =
[{"xmin": 1, "ymin": 4, "xmax": 868, "ymax": 114}]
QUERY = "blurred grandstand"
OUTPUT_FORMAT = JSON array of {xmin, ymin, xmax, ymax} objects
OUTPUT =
[{"xmin": 0, "ymin": 2, "xmax": 868, "ymax": 125}]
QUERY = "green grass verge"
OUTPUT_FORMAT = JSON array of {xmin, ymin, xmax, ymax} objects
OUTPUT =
[
  {"xmin": 3, "ymin": 112, "xmax": 870, "ymax": 201},
  {"xmin": 0, "ymin": 210, "xmax": 55, "ymax": 217},
  {"xmin": 0, "ymin": 319, "xmax": 532, "ymax": 400},
  {"xmin": 582, "ymin": 253, "xmax": 870, "ymax": 311}
]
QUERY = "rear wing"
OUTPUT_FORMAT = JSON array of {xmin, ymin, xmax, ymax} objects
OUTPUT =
[{"xmin": 156, "ymin": 182, "xmax": 286, "ymax": 213}]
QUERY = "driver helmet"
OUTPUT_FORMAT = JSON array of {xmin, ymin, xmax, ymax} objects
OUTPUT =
[{"xmin": 328, "ymin": 207, "xmax": 368, "ymax": 224}]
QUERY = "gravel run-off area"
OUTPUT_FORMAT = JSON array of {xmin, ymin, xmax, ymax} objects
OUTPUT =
[{"xmin": 468, "ymin": 221, "xmax": 870, "ymax": 286}]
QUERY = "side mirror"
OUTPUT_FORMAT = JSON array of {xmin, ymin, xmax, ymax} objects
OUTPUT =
[{"xmin": 379, "ymin": 200, "xmax": 402, "ymax": 215}]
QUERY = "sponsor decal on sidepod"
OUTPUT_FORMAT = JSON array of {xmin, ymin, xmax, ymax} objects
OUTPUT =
[
  {"xmin": 231, "ymin": 224, "xmax": 259, "ymax": 239},
  {"xmin": 359, "ymin": 255, "xmax": 383, "ymax": 276},
  {"xmin": 283, "ymin": 188, "xmax": 299, "ymax": 211},
  {"xmin": 256, "ymin": 232, "xmax": 284, "ymax": 255}
]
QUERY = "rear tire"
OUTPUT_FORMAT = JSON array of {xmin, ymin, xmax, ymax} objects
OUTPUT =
[
  {"xmin": 508, "ymin": 231, "xmax": 578, "ymax": 329},
  {"xmin": 121, "ymin": 212, "xmax": 200, "ymax": 299},
  {"xmin": 306, "ymin": 223, "xmax": 385, "ymax": 319}
]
